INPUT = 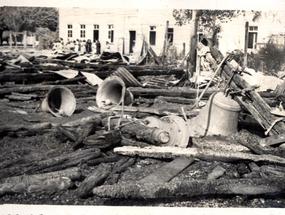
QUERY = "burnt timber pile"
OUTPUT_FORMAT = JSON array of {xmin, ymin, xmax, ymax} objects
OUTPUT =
[{"xmin": 0, "ymin": 48, "xmax": 285, "ymax": 207}]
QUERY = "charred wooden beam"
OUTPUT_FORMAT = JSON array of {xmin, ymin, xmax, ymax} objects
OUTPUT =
[
  {"xmin": 0, "ymin": 148, "xmax": 101, "ymax": 180},
  {"xmin": 0, "ymin": 167, "xmax": 81, "ymax": 196},
  {"xmin": 76, "ymin": 163, "xmax": 112, "ymax": 198},
  {"xmin": 93, "ymin": 177, "xmax": 285, "ymax": 199},
  {"xmin": 102, "ymin": 119, "xmax": 169, "ymax": 146},
  {"xmin": 35, "ymin": 59, "xmax": 185, "ymax": 77},
  {"xmin": 0, "ymin": 122, "xmax": 51, "ymax": 135},
  {"xmin": 129, "ymin": 87, "xmax": 218, "ymax": 99},
  {"xmin": 0, "ymin": 84, "xmax": 96, "ymax": 97},
  {"xmin": 0, "ymin": 72, "xmax": 61, "ymax": 84},
  {"xmin": 87, "ymin": 155, "xmax": 121, "ymax": 166}
]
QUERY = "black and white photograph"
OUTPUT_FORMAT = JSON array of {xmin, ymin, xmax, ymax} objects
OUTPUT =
[{"xmin": 0, "ymin": 0, "xmax": 285, "ymax": 213}]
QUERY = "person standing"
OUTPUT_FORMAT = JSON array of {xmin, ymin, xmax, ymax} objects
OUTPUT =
[
  {"xmin": 95, "ymin": 40, "xmax": 101, "ymax": 55},
  {"xmin": 85, "ymin": 39, "xmax": 92, "ymax": 54}
]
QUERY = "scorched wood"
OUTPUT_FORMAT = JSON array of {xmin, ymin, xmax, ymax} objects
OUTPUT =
[
  {"xmin": 76, "ymin": 163, "xmax": 112, "ymax": 198},
  {"xmin": 0, "ymin": 167, "xmax": 81, "ymax": 196},
  {"xmin": 0, "ymin": 148, "xmax": 101, "ymax": 180},
  {"xmin": 93, "ymin": 178, "xmax": 285, "ymax": 199},
  {"xmin": 129, "ymin": 87, "xmax": 218, "ymax": 99}
]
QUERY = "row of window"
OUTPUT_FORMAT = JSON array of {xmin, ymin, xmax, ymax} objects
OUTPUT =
[
  {"xmin": 67, "ymin": 24, "xmax": 258, "ymax": 49},
  {"xmin": 67, "ymin": 24, "xmax": 174, "ymax": 46},
  {"xmin": 67, "ymin": 24, "xmax": 114, "ymax": 42}
]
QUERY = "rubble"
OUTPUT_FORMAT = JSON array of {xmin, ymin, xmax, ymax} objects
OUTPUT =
[{"xmin": 0, "ymin": 46, "xmax": 285, "ymax": 207}]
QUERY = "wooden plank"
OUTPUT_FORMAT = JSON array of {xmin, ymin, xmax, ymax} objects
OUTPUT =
[{"xmin": 139, "ymin": 157, "xmax": 194, "ymax": 183}]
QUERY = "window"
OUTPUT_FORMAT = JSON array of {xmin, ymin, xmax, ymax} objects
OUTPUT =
[
  {"xmin": 80, "ymin": 30, "xmax": 86, "ymax": 38},
  {"xmin": 108, "ymin": 24, "xmax": 114, "ymax": 43},
  {"xmin": 248, "ymin": 26, "xmax": 258, "ymax": 49},
  {"xmin": 80, "ymin": 24, "xmax": 86, "ymax": 38},
  {"xmin": 67, "ymin": 25, "xmax": 72, "ymax": 38},
  {"xmin": 167, "ymin": 28, "xmax": 174, "ymax": 44},
  {"xmin": 68, "ymin": 30, "xmax": 72, "ymax": 38},
  {"xmin": 149, "ymin": 26, "xmax": 156, "ymax": 45},
  {"xmin": 94, "ymin": 24, "xmax": 99, "ymax": 29}
]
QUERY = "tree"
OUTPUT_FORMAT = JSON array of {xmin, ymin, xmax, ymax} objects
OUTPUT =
[
  {"xmin": 0, "ymin": 6, "xmax": 58, "ymax": 45},
  {"xmin": 0, "ymin": 6, "xmax": 58, "ymax": 32},
  {"xmin": 173, "ymin": 9, "xmax": 239, "ymax": 46},
  {"xmin": 172, "ymin": 9, "xmax": 240, "ymax": 76}
]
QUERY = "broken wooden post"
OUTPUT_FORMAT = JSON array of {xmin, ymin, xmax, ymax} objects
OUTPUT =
[
  {"xmin": 243, "ymin": 21, "xmax": 249, "ymax": 67},
  {"xmin": 162, "ymin": 20, "xmax": 169, "ymax": 65},
  {"xmin": 23, "ymin": 31, "xmax": 27, "ymax": 49}
]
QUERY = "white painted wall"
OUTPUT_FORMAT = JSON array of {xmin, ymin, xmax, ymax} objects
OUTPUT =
[
  {"xmin": 58, "ymin": 8, "xmax": 194, "ymax": 55},
  {"xmin": 218, "ymin": 11, "xmax": 285, "ymax": 55}
]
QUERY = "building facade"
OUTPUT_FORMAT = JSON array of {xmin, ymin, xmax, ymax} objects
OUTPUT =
[
  {"xmin": 59, "ymin": 9, "xmax": 285, "ymax": 56},
  {"xmin": 217, "ymin": 11, "xmax": 285, "ymax": 55},
  {"xmin": 58, "ymin": 8, "xmax": 194, "ymax": 55}
]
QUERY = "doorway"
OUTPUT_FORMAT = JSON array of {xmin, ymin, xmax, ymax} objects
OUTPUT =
[
  {"xmin": 129, "ymin": 31, "xmax": 136, "ymax": 53},
  {"xmin": 93, "ymin": 30, "xmax": 99, "ymax": 42}
]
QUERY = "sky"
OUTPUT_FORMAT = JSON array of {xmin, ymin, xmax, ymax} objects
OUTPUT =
[{"xmin": 0, "ymin": 0, "xmax": 285, "ymax": 10}]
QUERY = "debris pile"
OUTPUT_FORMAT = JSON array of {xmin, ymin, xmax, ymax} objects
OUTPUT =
[{"xmin": 0, "ymin": 46, "xmax": 285, "ymax": 207}]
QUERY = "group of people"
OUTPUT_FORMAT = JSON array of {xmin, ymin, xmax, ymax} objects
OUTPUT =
[{"xmin": 52, "ymin": 38, "xmax": 101, "ymax": 55}]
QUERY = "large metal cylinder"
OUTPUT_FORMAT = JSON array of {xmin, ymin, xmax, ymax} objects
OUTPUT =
[
  {"xmin": 96, "ymin": 76, "xmax": 133, "ymax": 109},
  {"xmin": 41, "ymin": 86, "xmax": 76, "ymax": 117},
  {"xmin": 189, "ymin": 92, "xmax": 241, "ymax": 137}
]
